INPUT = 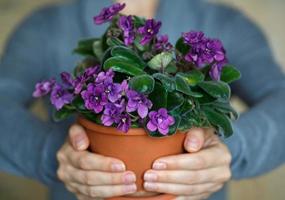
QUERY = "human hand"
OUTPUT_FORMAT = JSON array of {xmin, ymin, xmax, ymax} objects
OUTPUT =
[
  {"xmin": 143, "ymin": 128, "xmax": 232, "ymax": 200},
  {"xmin": 56, "ymin": 124, "xmax": 137, "ymax": 200}
]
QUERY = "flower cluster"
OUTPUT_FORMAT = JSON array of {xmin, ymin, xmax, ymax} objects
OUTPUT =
[
  {"xmin": 182, "ymin": 31, "xmax": 228, "ymax": 80},
  {"xmin": 33, "ymin": 66, "xmax": 175, "ymax": 134},
  {"xmin": 33, "ymin": 3, "xmax": 240, "ymax": 138}
]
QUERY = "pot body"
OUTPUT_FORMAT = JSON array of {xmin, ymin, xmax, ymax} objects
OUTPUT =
[{"xmin": 78, "ymin": 117, "xmax": 186, "ymax": 199}]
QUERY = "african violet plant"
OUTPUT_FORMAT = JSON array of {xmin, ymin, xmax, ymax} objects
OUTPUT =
[{"xmin": 33, "ymin": 3, "xmax": 241, "ymax": 137}]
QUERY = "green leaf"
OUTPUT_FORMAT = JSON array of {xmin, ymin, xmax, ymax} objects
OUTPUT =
[
  {"xmin": 111, "ymin": 46, "xmax": 146, "ymax": 69},
  {"xmin": 148, "ymin": 52, "xmax": 173, "ymax": 70},
  {"xmin": 148, "ymin": 82, "xmax": 168, "ymax": 110},
  {"xmin": 53, "ymin": 106, "xmax": 74, "ymax": 122},
  {"xmin": 202, "ymin": 107, "xmax": 233, "ymax": 138},
  {"xmin": 133, "ymin": 16, "xmax": 146, "ymax": 27},
  {"xmin": 204, "ymin": 101, "xmax": 239, "ymax": 120},
  {"xmin": 106, "ymin": 37, "xmax": 125, "ymax": 47},
  {"xmin": 73, "ymin": 38, "xmax": 98, "ymax": 56},
  {"xmin": 129, "ymin": 75, "xmax": 155, "ymax": 94},
  {"xmin": 175, "ymin": 37, "xmax": 190, "ymax": 55},
  {"xmin": 152, "ymin": 73, "xmax": 176, "ymax": 92},
  {"xmin": 167, "ymin": 92, "xmax": 184, "ymax": 111},
  {"xmin": 175, "ymin": 75, "xmax": 203, "ymax": 97},
  {"xmin": 221, "ymin": 65, "xmax": 241, "ymax": 83},
  {"xmin": 177, "ymin": 70, "xmax": 205, "ymax": 86},
  {"xmin": 103, "ymin": 57, "xmax": 146, "ymax": 76},
  {"xmin": 198, "ymin": 81, "xmax": 230, "ymax": 100},
  {"xmin": 93, "ymin": 39, "xmax": 104, "ymax": 60},
  {"xmin": 165, "ymin": 63, "xmax": 178, "ymax": 74},
  {"xmin": 172, "ymin": 98, "xmax": 194, "ymax": 116}
]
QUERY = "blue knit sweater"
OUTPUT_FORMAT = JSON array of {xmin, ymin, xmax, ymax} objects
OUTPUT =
[{"xmin": 1, "ymin": 0, "xmax": 285, "ymax": 199}]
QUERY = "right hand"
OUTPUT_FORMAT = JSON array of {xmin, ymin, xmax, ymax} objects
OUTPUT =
[{"xmin": 56, "ymin": 124, "xmax": 137, "ymax": 200}]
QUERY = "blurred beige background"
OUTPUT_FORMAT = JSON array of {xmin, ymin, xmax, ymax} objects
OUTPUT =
[{"xmin": 0, "ymin": 0, "xmax": 285, "ymax": 199}]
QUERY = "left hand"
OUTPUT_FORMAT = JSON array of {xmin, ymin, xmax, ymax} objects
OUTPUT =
[{"xmin": 143, "ymin": 128, "xmax": 232, "ymax": 200}]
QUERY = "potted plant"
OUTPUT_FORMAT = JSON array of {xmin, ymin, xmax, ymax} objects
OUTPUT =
[{"xmin": 33, "ymin": 3, "xmax": 241, "ymax": 200}]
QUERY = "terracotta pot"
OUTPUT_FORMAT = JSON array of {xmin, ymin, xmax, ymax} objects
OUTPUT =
[{"xmin": 78, "ymin": 117, "xmax": 186, "ymax": 200}]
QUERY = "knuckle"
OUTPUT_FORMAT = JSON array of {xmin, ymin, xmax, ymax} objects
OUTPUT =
[
  {"xmin": 57, "ymin": 168, "xmax": 65, "ymax": 181},
  {"xmin": 87, "ymin": 187, "xmax": 98, "ymax": 198},
  {"xmin": 82, "ymin": 172, "xmax": 92, "ymax": 185},
  {"xmin": 56, "ymin": 151, "xmax": 65, "ymax": 162}
]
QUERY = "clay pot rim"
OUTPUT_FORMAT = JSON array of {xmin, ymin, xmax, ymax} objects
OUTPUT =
[{"xmin": 77, "ymin": 116, "xmax": 148, "ymax": 136}]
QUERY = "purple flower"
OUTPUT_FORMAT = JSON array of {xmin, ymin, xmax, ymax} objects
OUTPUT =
[
  {"xmin": 33, "ymin": 78, "xmax": 55, "ymax": 97},
  {"xmin": 138, "ymin": 19, "xmax": 162, "ymax": 45},
  {"xmin": 81, "ymin": 84, "xmax": 108, "ymax": 113},
  {"xmin": 182, "ymin": 31, "xmax": 205, "ymax": 45},
  {"xmin": 126, "ymin": 90, "xmax": 152, "ymax": 118},
  {"xmin": 154, "ymin": 35, "xmax": 173, "ymax": 51},
  {"xmin": 93, "ymin": 3, "xmax": 126, "ymax": 25},
  {"xmin": 50, "ymin": 83, "xmax": 74, "ymax": 110},
  {"xmin": 61, "ymin": 72, "xmax": 73, "ymax": 87},
  {"xmin": 182, "ymin": 31, "xmax": 228, "ymax": 79},
  {"xmin": 72, "ymin": 65, "xmax": 100, "ymax": 94},
  {"xmin": 104, "ymin": 80, "xmax": 128, "ymax": 103},
  {"xmin": 146, "ymin": 108, "xmax": 175, "ymax": 135},
  {"xmin": 117, "ymin": 113, "xmax": 131, "ymax": 133},
  {"xmin": 118, "ymin": 15, "xmax": 135, "ymax": 45},
  {"xmin": 95, "ymin": 69, "xmax": 115, "ymax": 85},
  {"xmin": 101, "ymin": 102, "xmax": 125, "ymax": 126},
  {"xmin": 83, "ymin": 65, "xmax": 100, "ymax": 79}
]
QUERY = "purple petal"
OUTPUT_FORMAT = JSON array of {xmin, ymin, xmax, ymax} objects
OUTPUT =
[
  {"xmin": 147, "ymin": 121, "xmax": 157, "ymax": 132},
  {"xmin": 138, "ymin": 104, "xmax": 148, "ymax": 118}
]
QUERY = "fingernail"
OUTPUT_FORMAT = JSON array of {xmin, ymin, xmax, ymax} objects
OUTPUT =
[
  {"xmin": 153, "ymin": 162, "xmax": 167, "ymax": 170},
  {"xmin": 123, "ymin": 184, "xmax": 137, "ymax": 194},
  {"xmin": 187, "ymin": 138, "xmax": 199, "ymax": 151},
  {"xmin": 144, "ymin": 182, "xmax": 157, "ymax": 191},
  {"xmin": 111, "ymin": 163, "xmax": 126, "ymax": 172},
  {"xmin": 75, "ymin": 135, "xmax": 86, "ymax": 150},
  {"xmin": 123, "ymin": 173, "xmax": 136, "ymax": 184},
  {"xmin": 144, "ymin": 172, "xmax": 157, "ymax": 182}
]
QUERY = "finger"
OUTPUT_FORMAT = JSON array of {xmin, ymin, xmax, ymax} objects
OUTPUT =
[
  {"xmin": 175, "ymin": 193, "xmax": 211, "ymax": 200},
  {"xmin": 63, "ymin": 165, "xmax": 136, "ymax": 185},
  {"xmin": 76, "ymin": 194, "xmax": 103, "ymax": 200},
  {"xmin": 144, "ymin": 167, "xmax": 231, "ymax": 185},
  {"xmin": 67, "ymin": 150, "xmax": 126, "ymax": 172},
  {"xmin": 184, "ymin": 128, "xmax": 206, "ymax": 152},
  {"xmin": 69, "ymin": 182, "xmax": 137, "ymax": 198},
  {"xmin": 144, "ymin": 182, "xmax": 222, "ymax": 196},
  {"xmin": 153, "ymin": 143, "xmax": 231, "ymax": 170},
  {"xmin": 69, "ymin": 124, "xmax": 89, "ymax": 151}
]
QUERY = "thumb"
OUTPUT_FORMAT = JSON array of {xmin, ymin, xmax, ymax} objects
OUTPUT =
[
  {"xmin": 69, "ymin": 124, "xmax": 90, "ymax": 151},
  {"xmin": 184, "ymin": 128, "xmax": 206, "ymax": 153}
]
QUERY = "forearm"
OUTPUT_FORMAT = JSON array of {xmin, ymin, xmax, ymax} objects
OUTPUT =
[
  {"xmin": 226, "ymin": 87, "xmax": 285, "ymax": 179},
  {"xmin": 0, "ymin": 97, "xmax": 70, "ymax": 185}
]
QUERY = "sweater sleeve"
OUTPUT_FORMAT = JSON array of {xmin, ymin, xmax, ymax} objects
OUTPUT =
[
  {"xmin": 204, "ymin": 4, "xmax": 285, "ymax": 179},
  {"xmin": 0, "ymin": 8, "xmax": 69, "ymax": 186}
]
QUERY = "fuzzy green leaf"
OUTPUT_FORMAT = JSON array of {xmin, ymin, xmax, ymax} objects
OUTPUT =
[
  {"xmin": 202, "ymin": 107, "xmax": 233, "ymax": 138},
  {"xmin": 106, "ymin": 37, "xmax": 125, "ymax": 47},
  {"xmin": 73, "ymin": 38, "xmax": 99, "ymax": 56},
  {"xmin": 167, "ymin": 92, "xmax": 184, "ymax": 111},
  {"xmin": 148, "ymin": 82, "xmax": 168, "ymax": 110},
  {"xmin": 148, "ymin": 52, "xmax": 173, "ymax": 70},
  {"xmin": 175, "ymin": 75, "xmax": 203, "ymax": 97},
  {"xmin": 152, "ymin": 73, "xmax": 176, "ymax": 92},
  {"xmin": 111, "ymin": 46, "xmax": 146, "ymax": 69},
  {"xmin": 175, "ymin": 37, "xmax": 190, "ymax": 55},
  {"xmin": 53, "ymin": 106, "xmax": 74, "ymax": 122},
  {"xmin": 177, "ymin": 70, "xmax": 205, "ymax": 86},
  {"xmin": 129, "ymin": 75, "xmax": 155, "ymax": 94},
  {"xmin": 103, "ymin": 57, "xmax": 146, "ymax": 76},
  {"xmin": 221, "ymin": 65, "xmax": 241, "ymax": 83},
  {"xmin": 198, "ymin": 81, "xmax": 230, "ymax": 100}
]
